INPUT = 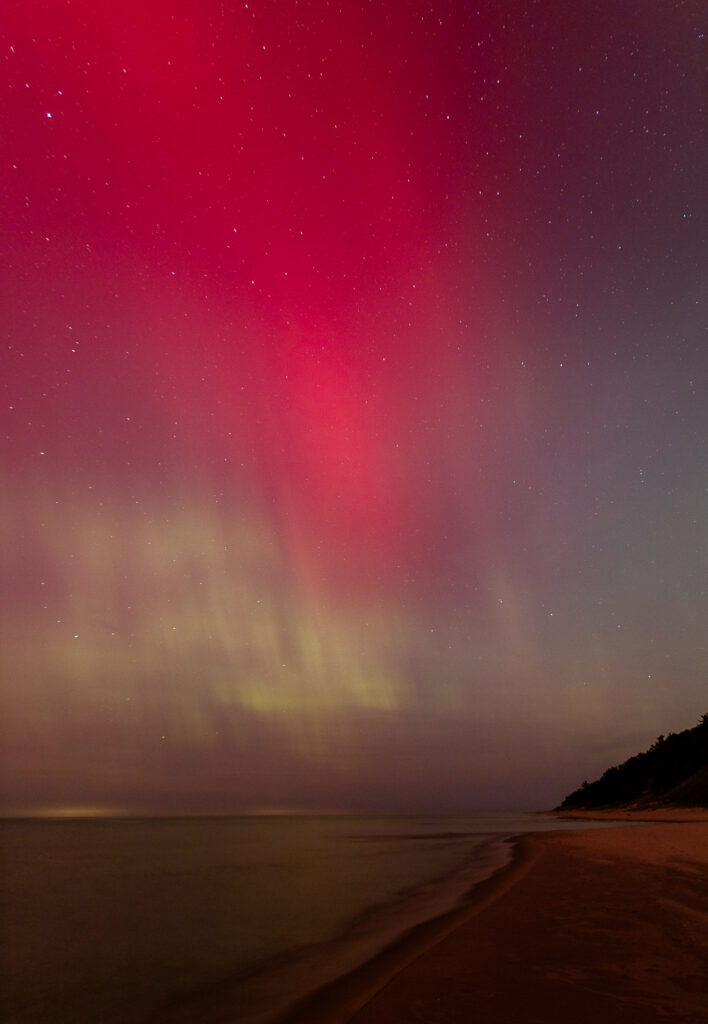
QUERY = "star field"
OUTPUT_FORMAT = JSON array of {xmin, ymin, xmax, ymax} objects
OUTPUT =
[{"xmin": 1, "ymin": 0, "xmax": 705, "ymax": 814}]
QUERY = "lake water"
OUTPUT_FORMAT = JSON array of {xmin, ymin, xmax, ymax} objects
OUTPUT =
[{"xmin": 0, "ymin": 813, "xmax": 616, "ymax": 1023}]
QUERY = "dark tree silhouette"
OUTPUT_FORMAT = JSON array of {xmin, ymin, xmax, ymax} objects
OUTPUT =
[{"xmin": 558, "ymin": 714, "xmax": 708, "ymax": 810}]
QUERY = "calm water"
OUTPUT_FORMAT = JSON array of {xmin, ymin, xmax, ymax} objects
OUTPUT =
[{"xmin": 0, "ymin": 813, "xmax": 613, "ymax": 1023}]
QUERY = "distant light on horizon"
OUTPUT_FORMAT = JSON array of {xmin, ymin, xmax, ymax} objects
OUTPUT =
[{"xmin": 15, "ymin": 806, "xmax": 132, "ymax": 820}]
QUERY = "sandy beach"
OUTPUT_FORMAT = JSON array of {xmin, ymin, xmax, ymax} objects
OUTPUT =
[{"xmin": 285, "ymin": 813, "xmax": 708, "ymax": 1023}]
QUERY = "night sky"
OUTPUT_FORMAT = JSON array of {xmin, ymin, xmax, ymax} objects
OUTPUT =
[{"xmin": 2, "ymin": 1, "xmax": 705, "ymax": 815}]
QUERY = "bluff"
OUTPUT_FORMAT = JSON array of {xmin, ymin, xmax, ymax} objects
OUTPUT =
[{"xmin": 558, "ymin": 714, "xmax": 708, "ymax": 810}]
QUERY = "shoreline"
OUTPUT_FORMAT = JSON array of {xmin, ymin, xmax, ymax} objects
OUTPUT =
[
  {"xmin": 154, "ymin": 830, "xmax": 520, "ymax": 1024},
  {"xmin": 274, "ymin": 832, "xmax": 539, "ymax": 1024},
  {"xmin": 278, "ymin": 812, "xmax": 708, "ymax": 1024}
]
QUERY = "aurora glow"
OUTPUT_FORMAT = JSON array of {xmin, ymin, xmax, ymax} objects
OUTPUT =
[{"xmin": 1, "ymin": 0, "xmax": 705, "ymax": 814}]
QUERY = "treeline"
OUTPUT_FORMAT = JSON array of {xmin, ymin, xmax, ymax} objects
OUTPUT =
[{"xmin": 558, "ymin": 714, "xmax": 708, "ymax": 810}]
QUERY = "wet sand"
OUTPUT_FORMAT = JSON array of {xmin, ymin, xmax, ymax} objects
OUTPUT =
[{"xmin": 285, "ymin": 815, "xmax": 708, "ymax": 1023}]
